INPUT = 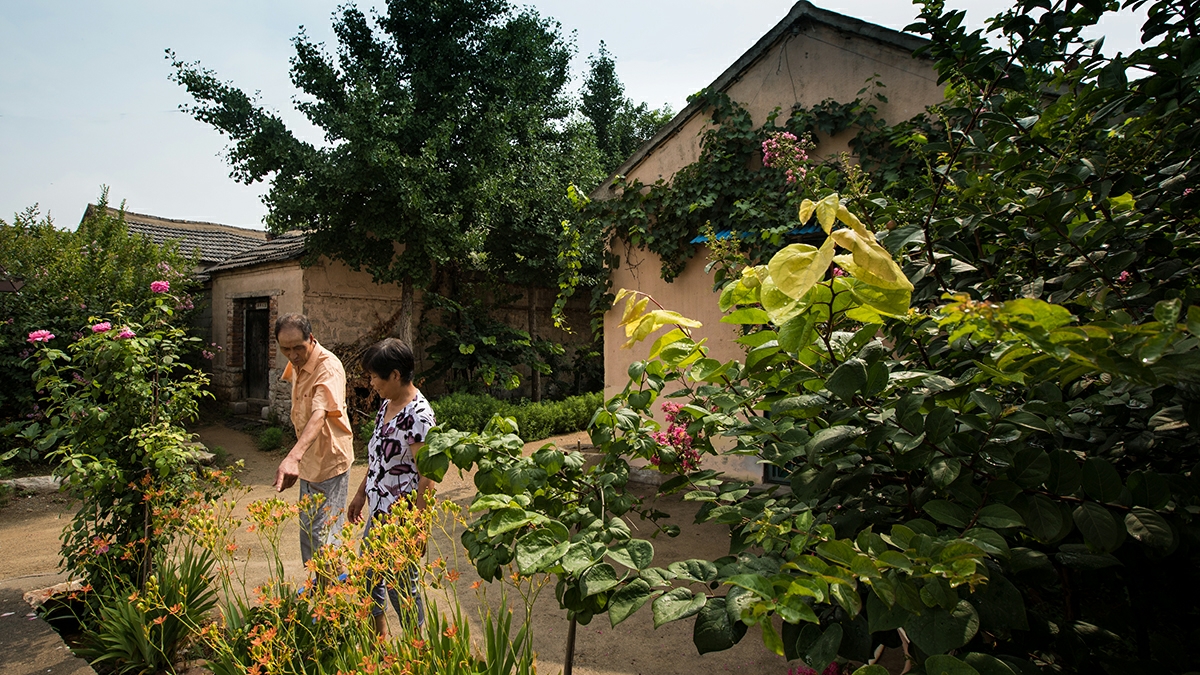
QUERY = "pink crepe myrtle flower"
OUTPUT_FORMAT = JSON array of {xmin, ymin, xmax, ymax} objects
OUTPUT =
[
  {"xmin": 116, "ymin": 328, "xmax": 136, "ymax": 339},
  {"xmin": 831, "ymin": 267, "xmax": 849, "ymax": 277},
  {"xmin": 201, "ymin": 350, "xmax": 215, "ymax": 360},
  {"xmin": 27, "ymin": 330, "xmax": 54, "ymax": 343},
  {"xmin": 1117, "ymin": 270, "xmax": 1132, "ymax": 283},
  {"xmin": 650, "ymin": 401, "xmax": 700, "ymax": 471},
  {"xmin": 150, "ymin": 280, "xmax": 170, "ymax": 294},
  {"xmin": 91, "ymin": 322, "xmax": 112, "ymax": 333},
  {"xmin": 761, "ymin": 131, "xmax": 813, "ymax": 184}
]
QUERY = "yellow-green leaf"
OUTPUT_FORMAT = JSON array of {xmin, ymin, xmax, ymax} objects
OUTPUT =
[
  {"xmin": 768, "ymin": 238, "xmax": 836, "ymax": 301},
  {"xmin": 799, "ymin": 198, "xmax": 816, "ymax": 225},
  {"xmin": 815, "ymin": 194, "xmax": 840, "ymax": 233}
]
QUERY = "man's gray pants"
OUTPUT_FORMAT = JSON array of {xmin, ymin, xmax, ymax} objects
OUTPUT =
[{"xmin": 298, "ymin": 471, "xmax": 350, "ymax": 563}]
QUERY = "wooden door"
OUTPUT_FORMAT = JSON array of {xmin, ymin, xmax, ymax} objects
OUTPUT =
[{"xmin": 244, "ymin": 305, "xmax": 270, "ymax": 400}]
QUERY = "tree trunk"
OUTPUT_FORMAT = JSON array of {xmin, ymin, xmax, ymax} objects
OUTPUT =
[
  {"xmin": 528, "ymin": 286, "xmax": 541, "ymax": 402},
  {"xmin": 397, "ymin": 280, "xmax": 414, "ymax": 346}
]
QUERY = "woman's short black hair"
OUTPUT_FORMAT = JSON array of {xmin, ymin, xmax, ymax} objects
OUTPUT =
[{"xmin": 362, "ymin": 338, "xmax": 414, "ymax": 383}]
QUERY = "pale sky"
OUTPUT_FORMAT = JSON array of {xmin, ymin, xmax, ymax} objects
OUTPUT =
[{"xmin": 0, "ymin": 1, "xmax": 1147, "ymax": 230}]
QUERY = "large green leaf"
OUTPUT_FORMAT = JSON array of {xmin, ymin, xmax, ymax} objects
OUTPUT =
[
  {"xmin": 580, "ymin": 563, "xmax": 620, "ymax": 597},
  {"xmin": 925, "ymin": 655, "xmax": 981, "ymax": 675},
  {"xmin": 487, "ymin": 508, "xmax": 536, "ymax": 537},
  {"xmin": 720, "ymin": 307, "xmax": 771, "ymax": 325},
  {"xmin": 923, "ymin": 500, "xmax": 969, "ymax": 528},
  {"xmin": 1081, "ymin": 458, "xmax": 1122, "ymax": 503},
  {"xmin": 668, "ymin": 559, "xmax": 719, "ymax": 583},
  {"xmin": 515, "ymin": 527, "xmax": 570, "ymax": 574},
  {"xmin": 607, "ymin": 539, "xmax": 655, "ymax": 570},
  {"xmin": 693, "ymin": 597, "xmax": 747, "ymax": 654},
  {"xmin": 976, "ymin": 504, "xmax": 1024, "ymax": 529},
  {"xmin": 904, "ymin": 600, "xmax": 980, "ymax": 655},
  {"xmin": 825, "ymin": 358, "xmax": 868, "ymax": 402},
  {"xmin": 653, "ymin": 587, "xmax": 706, "ymax": 628},
  {"xmin": 1072, "ymin": 503, "xmax": 1122, "ymax": 552},
  {"xmin": 608, "ymin": 579, "xmax": 655, "ymax": 627},
  {"xmin": 1124, "ymin": 507, "xmax": 1173, "ymax": 551},
  {"xmin": 1017, "ymin": 495, "xmax": 1063, "ymax": 541},
  {"xmin": 793, "ymin": 622, "xmax": 843, "ymax": 672}
]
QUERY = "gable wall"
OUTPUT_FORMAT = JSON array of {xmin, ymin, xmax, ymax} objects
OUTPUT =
[{"xmin": 604, "ymin": 23, "xmax": 943, "ymax": 482}]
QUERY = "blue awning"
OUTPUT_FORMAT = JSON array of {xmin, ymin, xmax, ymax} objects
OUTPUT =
[{"xmin": 689, "ymin": 223, "xmax": 822, "ymax": 244}]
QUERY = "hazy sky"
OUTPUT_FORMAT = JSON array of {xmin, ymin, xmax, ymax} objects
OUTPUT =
[{"xmin": 0, "ymin": 1, "xmax": 1147, "ymax": 230}]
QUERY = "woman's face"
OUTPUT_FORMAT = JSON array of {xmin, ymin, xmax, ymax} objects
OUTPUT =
[{"xmin": 368, "ymin": 369, "xmax": 403, "ymax": 400}]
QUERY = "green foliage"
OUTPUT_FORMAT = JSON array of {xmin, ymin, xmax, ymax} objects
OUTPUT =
[
  {"xmin": 77, "ymin": 547, "xmax": 219, "ymax": 675},
  {"xmin": 0, "ymin": 191, "xmax": 197, "ymax": 454},
  {"xmin": 24, "ymin": 293, "xmax": 215, "ymax": 591},
  {"xmin": 444, "ymin": 0, "xmax": 1200, "ymax": 666},
  {"xmin": 430, "ymin": 392, "xmax": 602, "ymax": 442},
  {"xmin": 581, "ymin": 42, "xmax": 673, "ymax": 175},
  {"xmin": 256, "ymin": 427, "xmax": 283, "ymax": 452},
  {"xmin": 421, "ymin": 292, "xmax": 566, "ymax": 395}
]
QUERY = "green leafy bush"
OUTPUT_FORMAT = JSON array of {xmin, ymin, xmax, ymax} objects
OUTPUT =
[
  {"xmin": 430, "ymin": 392, "xmax": 602, "ymax": 442},
  {"xmin": 0, "ymin": 192, "xmax": 197, "ymax": 456},
  {"xmin": 256, "ymin": 427, "xmax": 283, "ymax": 452},
  {"xmin": 23, "ymin": 291, "xmax": 219, "ymax": 591}
]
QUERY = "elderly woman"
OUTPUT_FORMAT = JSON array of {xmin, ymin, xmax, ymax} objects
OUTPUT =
[{"xmin": 347, "ymin": 338, "xmax": 436, "ymax": 637}]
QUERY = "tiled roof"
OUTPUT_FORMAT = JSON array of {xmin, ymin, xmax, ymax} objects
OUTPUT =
[
  {"xmin": 84, "ymin": 205, "xmax": 268, "ymax": 267},
  {"xmin": 204, "ymin": 231, "xmax": 307, "ymax": 273}
]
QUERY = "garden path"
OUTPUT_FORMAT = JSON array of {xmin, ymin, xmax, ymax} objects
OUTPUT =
[{"xmin": 0, "ymin": 425, "xmax": 790, "ymax": 675}]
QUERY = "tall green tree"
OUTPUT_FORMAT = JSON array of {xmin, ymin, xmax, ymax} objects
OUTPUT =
[
  {"xmin": 170, "ymin": 0, "xmax": 593, "ymax": 342},
  {"xmin": 581, "ymin": 42, "xmax": 673, "ymax": 175}
]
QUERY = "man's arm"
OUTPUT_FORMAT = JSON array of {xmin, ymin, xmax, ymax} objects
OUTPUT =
[{"xmin": 274, "ymin": 408, "xmax": 325, "ymax": 492}]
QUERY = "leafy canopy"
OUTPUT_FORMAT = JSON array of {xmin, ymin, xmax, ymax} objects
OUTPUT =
[{"xmin": 170, "ymin": 0, "xmax": 598, "ymax": 290}]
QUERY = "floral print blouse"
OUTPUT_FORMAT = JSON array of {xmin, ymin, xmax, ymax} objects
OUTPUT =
[{"xmin": 365, "ymin": 390, "xmax": 435, "ymax": 519}]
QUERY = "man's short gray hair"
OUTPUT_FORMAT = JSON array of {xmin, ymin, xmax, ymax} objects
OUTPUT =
[{"xmin": 274, "ymin": 313, "xmax": 312, "ymax": 340}]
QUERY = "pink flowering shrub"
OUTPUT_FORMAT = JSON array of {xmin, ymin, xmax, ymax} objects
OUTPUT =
[
  {"xmin": 91, "ymin": 322, "xmax": 112, "ymax": 333},
  {"xmin": 117, "ymin": 328, "xmax": 136, "ymax": 339},
  {"xmin": 27, "ymin": 329, "xmax": 55, "ymax": 343},
  {"xmin": 649, "ymin": 401, "xmax": 701, "ymax": 471},
  {"xmin": 150, "ymin": 280, "xmax": 171, "ymax": 294},
  {"xmin": 761, "ymin": 131, "xmax": 815, "ymax": 185}
]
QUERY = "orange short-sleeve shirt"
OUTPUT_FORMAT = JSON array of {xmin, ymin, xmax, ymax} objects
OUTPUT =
[{"xmin": 282, "ymin": 341, "xmax": 354, "ymax": 483}]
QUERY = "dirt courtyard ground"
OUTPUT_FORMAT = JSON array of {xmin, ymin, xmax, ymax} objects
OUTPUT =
[{"xmin": 0, "ymin": 424, "xmax": 791, "ymax": 675}]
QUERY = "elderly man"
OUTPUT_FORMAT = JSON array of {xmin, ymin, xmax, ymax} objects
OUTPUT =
[{"xmin": 273, "ymin": 313, "xmax": 354, "ymax": 564}]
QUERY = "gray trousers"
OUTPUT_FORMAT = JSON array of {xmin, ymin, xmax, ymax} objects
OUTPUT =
[
  {"xmin": 298, "ymin": 471, "xmax": 350, "ymax": 564},
  {"xmin": 362, "ymin": 513, "xmax": 425, "ymax": 627}
]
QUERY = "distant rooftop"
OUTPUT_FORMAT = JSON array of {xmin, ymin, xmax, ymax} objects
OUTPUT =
[
  {"xmin": 204, "ymin": 231, "xmax": 307, "ymax": 273},
  {"xmin": 82, "ymin": 205, "xmax": 268, "ymax": 267}
]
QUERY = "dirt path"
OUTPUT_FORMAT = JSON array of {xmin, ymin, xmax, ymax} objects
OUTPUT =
[{"xmin": 0, "ymin": 425, "xmax": 788, "ymax": 675}]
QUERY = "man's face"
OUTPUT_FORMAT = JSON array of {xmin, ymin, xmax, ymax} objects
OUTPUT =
[{"xmin": 277, "ymin": 327, "xmax": 315, "ymax": 370}]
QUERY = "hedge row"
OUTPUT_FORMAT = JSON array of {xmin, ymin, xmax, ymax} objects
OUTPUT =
[{"xmin": 430, "ymin": 392, "xmax": 602, "ymax": 443}]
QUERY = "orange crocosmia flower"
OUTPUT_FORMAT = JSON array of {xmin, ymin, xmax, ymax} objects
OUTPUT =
[
  {"xmin": 470, "ymin": 580, "xmax": 481, "ymax": 590},
  {"xmin": 152, "ymin": 615, "xmax": 167, "ymax": 625},
  {"xmin": 446, "ymin": 569, "xmax": 460, "ymax": 583},
  {"xmin": 169, "ymin": 603, "xmax": 182, "ymax": 614},
  {"xmin": 412, "ymin": 639, "xmax": 426, "ymax": 650},
  {"xmin": 443, "ymin": 624, "xmax": 458, "ymax": 638}
]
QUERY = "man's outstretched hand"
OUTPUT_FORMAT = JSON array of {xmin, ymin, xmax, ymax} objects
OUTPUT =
[{"xmin": 274, "ymin": 455, "xmax": 300, "ymax": 492}]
